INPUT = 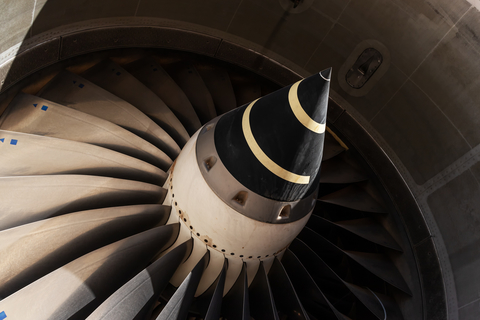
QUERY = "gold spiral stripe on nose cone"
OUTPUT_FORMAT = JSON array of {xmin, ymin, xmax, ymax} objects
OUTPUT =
[
  {"xmin": 288, "ymin": 80, "xmax": 326, "ymax": 134},
  {"xmin": 242, "ymin": 99, "xmax": 310, "ymax": 184}
]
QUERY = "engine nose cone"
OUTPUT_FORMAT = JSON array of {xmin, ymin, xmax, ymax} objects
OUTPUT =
[{"xmin": 214, "ymin": 69, "xmax": 331, "ymax": 203}]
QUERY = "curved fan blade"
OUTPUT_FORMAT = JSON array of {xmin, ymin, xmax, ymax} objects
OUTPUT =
[
  {"xmin": 319, "ymin": 154, "xmax": 368, "ymax": 184},
  {"xmin": 156, "ymin": 251, "xmax": 210, "ymax": 320},
  {"xmin": 343, "ymin": 283, "xmax": 386, "ymax": 320},
  {"xmin": 0, "ymin": 130, "xmax": 166, "ymax": 185},
  {"xmin": 86, "ymin": 238, "xmax": 193, "ymax": 320},
  {"xmin": 81, "ymin": 59, "xmax": 189, "ymax": 146},
  {"xmin": 316, "ymin": 215, "xmax": 402, "ymax": 252},
  {"xmin": 229, "ymin": 72, "xmax": 262, "ymax": 106},
  {"xmin": 0, "ymin": 175, "xmax": 166, "ymax": 231},
  {"xmin": 290, "ymin": 239, "xmax": 402, "ymax": 319},
  {"xmin": 162, "ymin": 60, "xmax": 217, "ymax": 124},
  {"xmin": 124, "ymin": 57, "xmax": 202, "ymax": 135},
  {"xmin": 297, "ymin": 227, "xmax": 412, "ymax": 295},
  {"xmin": 0, "ymin": 204, "xmax": 169, "ymax": 298},
  {"xmin": 249, "ymin": 261, "xmax": 279, "ymax": 320},
  {"xmin": 369, "ymin": 289, "xmax": 404, "ymax": 320},
  {"xmin": 0, "ymin": 93, "xmax": 172, "ymax": 171},
  {"xmin": 194, "ymin": 63, "xmax": 237, "ymax": 115},
  {"xmin": 282, "ymin": 249, "xmax": 349, "ymax": 320},
  {"xmin": 0, "ymin": 224, "xmax": 179, "ymax": 320},
  {"xmin": 38, "ymin": 70, "xmax": 181, "ymax": 159},
  {"xmin": 268, "ymin": 257, "xmax": 309, "ymax": 320},
  {"xmin": 322, "ymin": 132, "xmax": 346, "ymax": 161},
  {"xmin": 320, "ymin": 185, "xmax": 386, "ymax": 213},
  {"xmin": 344, "ymin": 251, "xmax": 412, "ymax": 296},
  {"xmin": 195, "ymin": 258, "xmax": 228, "ymax": 320},
  {"xmin": 222, "ymin": 261, "xmax": 250, "ymax": 320}
]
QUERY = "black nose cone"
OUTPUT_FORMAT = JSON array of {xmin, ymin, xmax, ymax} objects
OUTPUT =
[{"xmin": 214, "ymin": 69, "xmax": 331, "ymax": 202}]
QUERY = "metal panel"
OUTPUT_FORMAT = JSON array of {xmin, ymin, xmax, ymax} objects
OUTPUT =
[{"xmin": 60, "ymin": 27, "xmax": 221, "ymax": 60}]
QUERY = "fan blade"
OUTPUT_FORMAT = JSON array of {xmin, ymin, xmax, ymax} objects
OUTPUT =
[
  {"xmin": 194, "ymin": 63, "xmax": 237, "ymax": 114},
  {"xmin": 0, "ymin": 204, "xmax": 169, "ymax": 298},
  {"xmin": 321, "ymin": 132, "xmax": 346, "ymax": 161},
  {"xmin": 86, "ymin": 238, "xmax": 193, "ymax": 320},
  {"xmin": 39, "ymin": 70, "xmax": 181, "ymax": 159},
  {"xmin": 195, "ymin": 258, "xmax": 228, "ymax": 320},
  {"xmin": 249, "ymin": 260, "xmax": 279, "ymax": 320},
  {"xmin": 268, "ymin": 257, "xmax": 309, "ymax": 320},
  {"xmin": 319, "ymin": 154, "xmax": 368, "ymax": 184},
  {"xmin": 0, "ymin": 130, "xmax": 166, "ymax": 185},
  {"xmin": 222, "ymin": 261, "xmax": 250, "ymax": 320},
  {"xmin": 320, "ymin": 185, "xmax": 386, "ymax": 213},
  {"xmin": 229, "ymin": 72, "xmax": 262, "ymax": 106},
  {"xmin": 344, "ymin": 251, "xmax": 412, "ymax": 296},
  {"xmin": 162, "ymin": 60, "xmax": 217, "ymax": 124},
  {"xmin": 0, "ymin": 175, "xmax": 166, "ymax": 231},
  {"xmin": 282, "ymin": 249, "xmax": 348, "ymax": 320},
  {"xmin": 318, "ymin": 216, "xmax": 402, "ymax": 252},
  {"xmin": 156, "ymin": 251, "xmax": 210, "ymax": 320},
  {"xmin": 298, "ymin": 228, "xmax": 412, "ymax": 295},
  {"xmin": 0, "ymin": 224, "xmax": 179, "ymax": 320},
  {"xmin": 124, "ymin": 57, "xmax": 201, "ymax": 135},
  {"xmin": 81, "ymin": 59, "xmax": 189, "ymax": 146},
  {"xmin": 0, "ymin": 93, "xmax": 172, "ymax": 171}
]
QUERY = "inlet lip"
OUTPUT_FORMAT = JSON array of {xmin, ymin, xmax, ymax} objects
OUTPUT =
[{"xmin": 195, "ymin": 116, "xmax": 317, "ymax": 224}]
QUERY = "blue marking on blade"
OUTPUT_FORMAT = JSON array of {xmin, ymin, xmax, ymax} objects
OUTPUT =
[
  {"xmin": 41, "ymin": 105, "xmax": 48, "ymax": 111},
  {"xmin": 79, "ymin": 84, "xmax": 84, "ymax": 88},
  {"xmin": 0, "ymin": 138, "xmax": 4, "ymax": 143},
  {"xmin": 10, "ymin": 139, "xmax": 18, "ymax": 145},
  {"xmin": 153, "ymin": 68, "xmax": 157, "ymax": 71},
  {"xmin": 0, "ymin": 311, "xmax": 6, "ymax": 319},
  {"xmin": 73, "ymin": 80, "xmax": 77, "ymax": 84},
  {"xmin": 33, "ymin": 103, "xmax": 37, "ymax": 107},
  {"xmin": 116, "ymin": 72, "xmax": 121, "ymax": 76}
]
